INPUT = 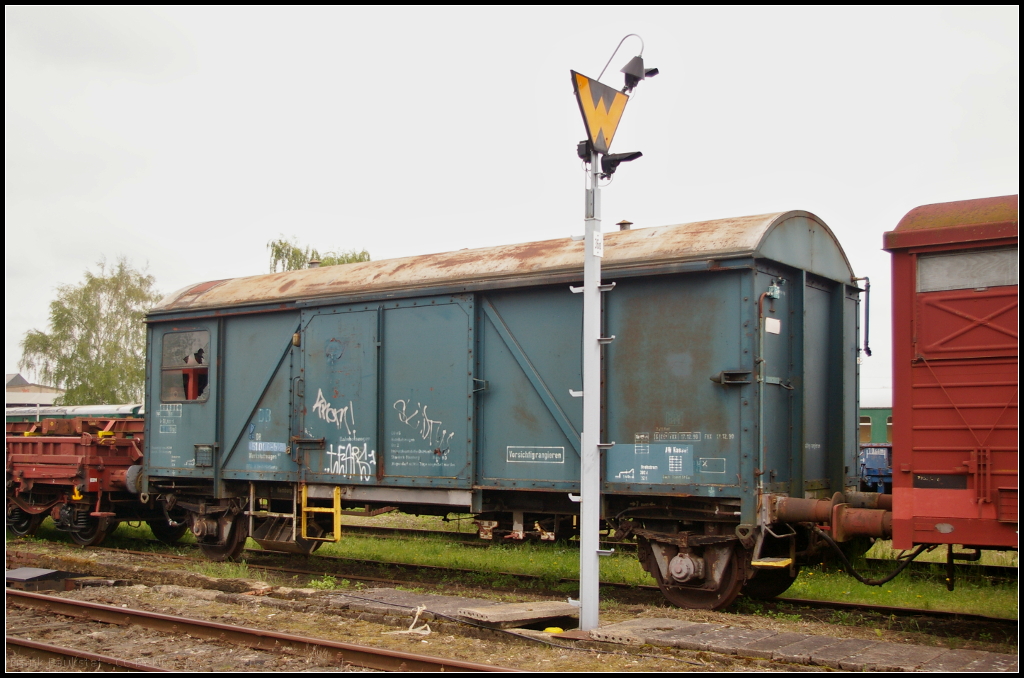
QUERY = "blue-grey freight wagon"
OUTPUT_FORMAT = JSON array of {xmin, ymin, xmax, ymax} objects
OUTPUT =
[{"xmin": 143, "ymin": 210, "xmax": 867, "ymax": 608}]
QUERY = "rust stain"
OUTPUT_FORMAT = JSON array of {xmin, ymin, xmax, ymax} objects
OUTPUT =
[
  {"xmin": 893, "ymin": 195, "xmax": 1017, "ymax": 232},
  {"xmin": 885, "ymin": 195, "xmax": 1018, "ymax": 251},
  {"xmin": 186, "ymin": 279, "xmax": 229, "ymax": 295},
  {"xmin": 153, "ymin": 212, "xmax": 802, "ymax": 313},
  {"xmin": 611, "ymin": 282, "xmax": 726, "ymax": 437}
]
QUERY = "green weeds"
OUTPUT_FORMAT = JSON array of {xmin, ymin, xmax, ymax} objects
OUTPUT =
[
  {"xmin": 734, "ymin": 598, "xmax": 802, "ymax": 621},
  {"xmin": 308, "ymin": 574, "xmax": 350, "ymax": 590},
  {"xmin": 790, "ymin": 563, "xmax": 1018, "ymax": 619},
  {"xmin": 313, "ymin": 532, "xmax": 649, "ymax": 589},
  {"xmin": 187, "ymin": 560, "xmax": 251, "ymax": 579},
  {"xmin": 867, "ymin": 540, "xmax": 1018, "ymax": 567}
]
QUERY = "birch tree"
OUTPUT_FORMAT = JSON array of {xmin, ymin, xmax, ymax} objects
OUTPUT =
[
  {"xmin": 268, "ymin": 236, "xmax": 370, "ymax": 273},
  {"xmin": 19, "ymin": 258, "xmax": 160, "ymax": 405}
]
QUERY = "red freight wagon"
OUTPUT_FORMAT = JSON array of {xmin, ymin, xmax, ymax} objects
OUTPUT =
[{"xmin": 884, "ymin": 195, "xmax": 1018, "ymax": 551}]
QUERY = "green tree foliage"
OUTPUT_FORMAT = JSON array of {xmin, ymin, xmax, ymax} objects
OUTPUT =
[
  {"xmin": 19, "ymin": 258, "xmax": 161, "ymax": 405},
  {"xmin": 267, "ymin": 236, "xmax": 370, "ymax": 273}
]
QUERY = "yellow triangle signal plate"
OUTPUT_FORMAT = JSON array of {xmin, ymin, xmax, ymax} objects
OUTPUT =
[{"xmin": 571, "ymin": 71, "xmax": 629, "ymax": 155}]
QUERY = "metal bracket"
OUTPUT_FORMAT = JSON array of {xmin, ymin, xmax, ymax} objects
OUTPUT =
[
  {"xmin": 598, "ymin": 336, "xmax": 616, "ymax": 344},
  {"xmin": 597, "ymin": 442, "xmax": 616, "ymax": 448},
  {"xmin": 570, "ymin": 282, "xmax": 616, "ymax": 294},
  {"xmin": 763, "ymin": 376, "xmax": 794, "ymax": 389},
  {"xmin": 290, "ymin": 436, "xmax": 325, "ymax": 450},
  {"xmin": 710, "ymin": 370, "xmax": 752, "ymax": 385},
  {"xmin": 568, "ymin": 493, "xmax": 582, "ymax": 503},
  {"xmin": 569, "ymin": 389, "xmax": 583, "ymax": 398},
  {"xmin": 764, "ymin": 521, "xmax": 797, "ymax": 539},
  {"xmin": 597, "ymin": 549, "xmax": 615, "ymax": 557},
  {"xmin": 472, "ymin": 378, "xmax": 489, "ymax": 393}
]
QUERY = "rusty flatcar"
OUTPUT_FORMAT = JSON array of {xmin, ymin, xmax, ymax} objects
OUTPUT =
[
  {"xmin": 884, "ymin": 195, "xmax": 1018, "ymax": 559},
  {"xmin": 5, "ymin": 408, "xmax": 182, "ymax": 545}
]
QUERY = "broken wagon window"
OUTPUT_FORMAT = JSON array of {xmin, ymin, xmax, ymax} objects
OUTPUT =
[{"xmin": 161, "ymin": 331, "xmax": 210, "ymax": 402}]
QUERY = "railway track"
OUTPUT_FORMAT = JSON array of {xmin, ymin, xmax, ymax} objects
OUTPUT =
[
  {"xmin": 64, "ymin": 541, "xmax": 1017, "ymax": 629},
  {"xmin": 5, "ymin": 636, "xmax": 167, "ymax": 672},
  {"xmin": 6, "ymin": 589, "xmax": 515, "ymax": 672},
  {"xmin": 337, "ymin": 525, "xmax": 1018, "ymax": 583}
]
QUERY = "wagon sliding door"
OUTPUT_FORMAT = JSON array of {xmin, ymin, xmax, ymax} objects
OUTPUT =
[
  {"xmin": 300, "ymin": 308, "xmax": 379, "ymax": 485},
  {"xmin": 299, "ymin": 296, "xmax": 474, "ymax": 488},
  {"xmin": 379, "ymin": 298, "xmax": 475, "ymax": 488}
]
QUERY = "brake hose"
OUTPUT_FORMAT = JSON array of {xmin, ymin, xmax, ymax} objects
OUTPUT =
[{"xmin": 812, "ymin": 526, "xmax": 929, "ymax": 586}]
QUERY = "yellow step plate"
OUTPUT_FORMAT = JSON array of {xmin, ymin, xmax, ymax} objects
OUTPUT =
[{"xmin": 751, "ymin": 557, "xmax": 793, "ymax": 569}]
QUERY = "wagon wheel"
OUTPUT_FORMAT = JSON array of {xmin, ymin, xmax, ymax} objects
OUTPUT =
[
  {"xmin": 69, "ymin": 515, "xmax": 111, "ymax": 547},
  {"xmin": 741, "ymin": 566, "xmax": 799, "ymax": 600},
  {"xmin": 7, "ymin": 505, "xmax": 45, "ymax": 537},
  {"xmin": 198, "ymin": 516, "xmax": 249, "ymax": 562},
  {"xmin": 647, "ymin": 547, "xmax": 745, "ymax": 610},
  {"xmin": 148, "ymin": 519, "xmax": 189, "ymax": 545}
]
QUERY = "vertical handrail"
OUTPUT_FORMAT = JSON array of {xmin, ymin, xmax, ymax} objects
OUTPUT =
[
  {"xmin": 248, "ymin": 482, "xmax": 254, "ymax": 539},
  {"xmin": 375, "ymin": 305, "xmax": 385, "ymax": 481}
]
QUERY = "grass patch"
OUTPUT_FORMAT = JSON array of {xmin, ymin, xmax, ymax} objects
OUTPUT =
[
  {"xmin": 186, "ymin": 560, "xmax": 252, "ymax": 579},
  {"xmin": 733, "ymin": 598, "xmax": 803, "ymax": 621},
  {"xmin": 318, "ymin": 515, "xmax": 1018, "ymax": 620},
  {"xmin": 307, "ymin": 573, "xmax": 352, "ymax": 590},
  {"xmin": 10, "ymin": 513, "xmax": 1016, "ymax": 622},
  {"xmin": 8, "ymin": 517, "xmax": 199, "ymax": 554},
  {"xmin": 340, "ymin": 510, "xmax": 478, "ymax": 533},
  {"xmin": 788, "ymin": 563, "xmax": 1018, "ymax": 619},
  {"xmin": 312, "ymin": 526, "xmax": 651, "ymax": 588},
  {"xmin": 867, "ymin": 540, "xmax": 1018, "ymax": 567}
]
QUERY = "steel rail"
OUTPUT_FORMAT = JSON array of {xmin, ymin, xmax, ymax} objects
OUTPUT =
[
  {"xmin": 6, "ymin": 590, "xmax": 517, "ymax": 672},
  {"xmin": 320, "ymin": 529, "xmax": 1016, "ymax": 580},
  {"xmin": 24, "ymin": 526, "xmax": 1017, "ymax": 579},
  {"xmin": 77, "ymin": 545, "xmax": 1017, "ymax": 626},
  {"xmin": 94, "ymin": 544, "xmax": 655, "ymax": 592},
  {"xmin": 9, "ymin": 541, "xmax": 1016, "ymax": 627},
  {"xmin": 5, "ymin": 636, "xmax": 168, "ymax": 672}
]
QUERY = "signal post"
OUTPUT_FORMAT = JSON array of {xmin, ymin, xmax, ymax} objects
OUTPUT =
[{"xmin": 570, "ymin": 37, "xmax": 656, "ymax": 631}]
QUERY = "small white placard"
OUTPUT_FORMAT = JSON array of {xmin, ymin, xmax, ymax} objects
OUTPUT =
[
  {"xmin": 593, "ymin": 231, "xmax": 604, "ymax": 258},
  {"xmin": 765, "ymin": 317, "xmax": 781, "ymax": 334}
]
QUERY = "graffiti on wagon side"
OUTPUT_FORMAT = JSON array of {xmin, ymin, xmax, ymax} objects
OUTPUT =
[
  {"xmin": 393, "ymin": 399, "xmax": 456, "ymax": 452},
  {"xmin": 324, "ymin": 442, "xmax": 376, "ymax": 482},
  {"xmin": 312, "ymin": 389, "xmax": 356, "ymax": 435}
]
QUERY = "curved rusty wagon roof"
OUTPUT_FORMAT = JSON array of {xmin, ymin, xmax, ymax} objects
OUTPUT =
[
  {"xmin": 884, "ymin": 194, "xmax": 1018, "ymax": 250},
  {"xmin": 151, "ymin": 210, "xmax": 854, "ymax": 318}
]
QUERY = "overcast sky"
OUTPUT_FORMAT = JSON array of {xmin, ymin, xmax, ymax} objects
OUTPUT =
[{"xmin": 5, "ymin": 6, "xmax": 1019, "ymax": 404}]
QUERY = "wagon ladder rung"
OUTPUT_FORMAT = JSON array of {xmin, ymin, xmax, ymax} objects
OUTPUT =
[{"xmin": 301, "ymin": 484, "xmax": 342, "ymax": 542}]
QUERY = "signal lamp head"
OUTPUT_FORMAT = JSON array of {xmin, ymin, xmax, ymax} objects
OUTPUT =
[
  {"xmin": 577, "ymin": 140, "xmax": 594, "ymax": 161},
  {"xmin": 600, "ymin": 151, "xmax": 643, "ymax": 178},
  {"xmin": 621, "ymin": 56, "xmax": 657, "ymax": 93}
]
